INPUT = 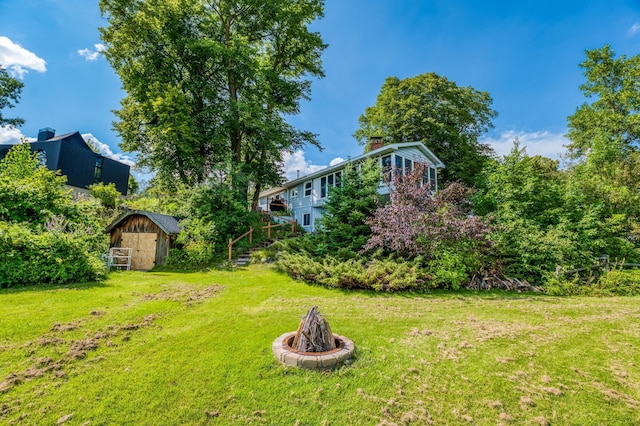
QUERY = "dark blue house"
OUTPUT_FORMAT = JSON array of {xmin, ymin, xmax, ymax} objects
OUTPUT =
[{"xmin": 0, "ymin": 128, "xmax": 130, "ymax": 195}]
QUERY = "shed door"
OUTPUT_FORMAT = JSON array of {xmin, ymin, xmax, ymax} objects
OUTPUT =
[{"xmin": 121, "ymin": 232, "xmax": 157, "ymax": 270}]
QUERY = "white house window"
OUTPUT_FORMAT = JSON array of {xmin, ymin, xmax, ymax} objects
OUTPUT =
[
  {"xmin": 381, "ymin": 155, "xmax": 392, "ymax": 181},
  {"xmin": 290, "ymin": 187, "xmax": 298, "ymax": 198},
  {"xmin": 429, "ymin": 167, "xmax": 437, "ymax": 190},
  {"xmin": 303, "ymin": 213, "xmax": 311, "ymax": 226},
  {"xmin": 405, "ymin": 158, "xmax": 412, "ymax": 174},
  {"xmin": 395, "ymin": 154, "xmax": 404, "ymax": 176},
  {"xmin": 320, "ymin": 172, "xmax": 342, "ymax": 198},
  {"xmin": 304, "ymin": 181, "xmax": 312, "ymax": 197}
]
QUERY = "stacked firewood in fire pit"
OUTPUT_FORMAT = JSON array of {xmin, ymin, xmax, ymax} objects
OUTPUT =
[{"xmin": 292, "ymin": 306, "xmax": 336, "ymax": 353}]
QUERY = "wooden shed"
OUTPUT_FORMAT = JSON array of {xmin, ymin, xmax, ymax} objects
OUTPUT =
[{"xmin": 106, "ymin": 210, "xmax": 181, "ymax": 270}]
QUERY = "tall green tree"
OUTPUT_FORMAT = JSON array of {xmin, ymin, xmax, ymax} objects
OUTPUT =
[
  {"xmin": 0, "ymin": 66, "xmax": 25, "ymax": 128},
  {"xmin": 354, "ymin": 72, "xmax": 497, "ymax": 185},
  {"xmin": 318, "ymin": 158, "xmax": 381, "ymax": 256},
  {"xmin": 567, "ymin": 45, "xmax": 640, "ymax": 158},
  {"xmin": 565, "ymin": 45, "xmax": 640, "ymax": 260},
  {"xmin": 99, "ymin": 0, "xmax": 326, "ymax": 207}
]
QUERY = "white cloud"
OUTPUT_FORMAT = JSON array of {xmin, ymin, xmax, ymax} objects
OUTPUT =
[
  {"xmin": 629, "ymin": 22, "xmax": 640, "ymax": 36},
  {"xmin": 481, "ymin": 130, "xmax": 570, "ymax": 160},
  {"xmin": 81, "ymin": 133, "xmax": 136, "ymax": 167},
  {"xmin": 329, "ymin": 157, "xmax": 346, "ymax": 166},
  {"xmin": 0, "ymin": 126, "xmax": 34, "ymax": 145},
  {"xmin": 77, "ymin": 43, "xmax": 106, "ymax": 61},
  {"xmin": 0, "ymin": 36, "xmax": 46, "ymax": 78},
  {"xmin": 281, "ymin": 150, "xmax": 327, "ymax": 181}
]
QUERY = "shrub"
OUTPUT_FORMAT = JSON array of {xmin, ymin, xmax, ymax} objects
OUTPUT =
[
  {"xmin": 276, "ymin": 253, "xmax": 433, "ymax": 292},
  {"xmin": 0, "ymin": 144, "xmax": 109, "ymax": 286},
  {"xmin": 0, "ymin": 222, "xmax": 108, "ymax": 287},
  {"xmin": 543, "ymin": 268, "xmax": 640, "ymax": 296},
  {"xmin": 364, "ymin": 167, "xmax": 491, "ymax": 260},
  {"xmin": 89, "ymin": 182, "xmax": 121, "ymax": 209},
  {"xmin": 427, "ymin": 248, "xmax": 481, "ymax": 290}
]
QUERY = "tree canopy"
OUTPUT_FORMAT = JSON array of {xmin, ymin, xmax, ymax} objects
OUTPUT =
[
  {"xmin": 354, "ymin": 72, "xmax": 497, "ymax": 186},
  {"xmin": 567, "ymin": 45, "xmax": 640, "ymax": 158},
  {"xmin": 0, "ymin": 67, "xmax": 25, "ymax": 128},
  {"xmin": 99, "ymin": 0, "xmax": 326, "ymax": 207}
]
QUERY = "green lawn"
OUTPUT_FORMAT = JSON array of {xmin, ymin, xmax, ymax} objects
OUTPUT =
[{"xmin": 1, "ymin": 265, "xmax": 639, "ymax": 425}]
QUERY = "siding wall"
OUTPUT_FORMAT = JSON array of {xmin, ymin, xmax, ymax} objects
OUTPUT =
[{"xmin": 259, "ymin": 145, "xmax": 441, "ymax": 232}]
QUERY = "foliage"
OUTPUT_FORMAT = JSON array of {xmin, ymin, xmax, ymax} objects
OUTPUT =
[
  {"xmin": 89, "ymin": 182, "xmax": 121, "ymax": 209},
  {"xmin": 180, "ymin": 182, "xmax": 262, "ymax": 246},
  {"xmin": 169, "ymin": 182, "xmax": 265, "ymax": 266},
  {"xmin": 99, "ymin": 0, "xmax": 326, "ymax": 207},
  {"xmin": 0, "ymin": 221, "xmax": 108, "ymax": 287},
  {"xmin": 0, "ymin": 66, "xmax": 24, "ymax": 127},
  {"xmin": 276, "ymin": 252, "xmax": 433, "ymax": 292},
  {"xmin": 0, "ymin": 143, "xmax": 100, "ymax": 229},
  {"xmin": 595, "ymin": 268, "xmax": 640, "ymax": 296},
  {"xmin": 473, "ymin": 142, "xmax": 583, "ymax": 283},
  {"xmin": 354, "ymin": 72, "xmax": 497, "ymax": 185},
  {"xmin": 473, "ymin": 140, "xmax": 564, "ymax": 227},
  {"xmin": 364, "ymin": 163, "xmax": 491, "ymax": 261},
  {"xmin": 474, "ymin": 139, "xmax": 639, "ymax": 284},
  {"xmin": 128, "ymin": 174, "xmax": 139, "ymax": 195},
  {"xmin": 544, "ymin": 268, "xmax": 640, "ymax": 297},
  {"xmin": 122, "ymin": 177, "xmax": 182, "ymax": 215},
  {"xmin": 250, "ymin": 247, "xmax": 277, "ymax": 263},
  {"xmin": 276, "ymin": 164, "xmax": 490, "ymax": 291},
  {"xmin": 566, "ymin": 45, "xmax": 640, "ymax": 158},
  {"xmin": 0, "ymin": 144, "xmax": 108, "ymax": 287},
  {"xmin": 170, "ymin": 217, "xmax": 218, "ymax": 266},
  {"xmin": 426, "ymin": 248, "xmax": 482, "ymax": 290},
  {"xmin": 318, "ymin": 158, "xmax": 381, "ymax": 257}
]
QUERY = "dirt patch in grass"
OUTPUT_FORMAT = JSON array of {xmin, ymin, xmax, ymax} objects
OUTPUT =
[
  {"xmin": 0, "ymin": 313, "xmax": 161, "ymax": 398},
  {"xmin": 138, "ymin": 284, "xmax": 224, "ymax": 306},
  {"xmin": 0, "ymin": 284, "xmax": 223, "ymax": 419}
]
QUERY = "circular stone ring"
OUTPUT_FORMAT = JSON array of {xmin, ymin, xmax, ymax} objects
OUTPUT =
[{"xmin": 272, "ymin": 332, "xmax": 355, "ymax": 370}]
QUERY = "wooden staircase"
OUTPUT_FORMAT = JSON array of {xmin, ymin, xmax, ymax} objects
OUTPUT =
[
  {"xmin": 233, "ymin": 239, "xmax": 274, "ymax": 266},
  {"xmin": 228, "ymin": 215, "xmax": 298, "ymax": 266}
]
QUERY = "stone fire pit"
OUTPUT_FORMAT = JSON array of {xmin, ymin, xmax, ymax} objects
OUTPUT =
[{"xmin": 272, "ymin": 307, "xmax": 355, "ymax": 370}]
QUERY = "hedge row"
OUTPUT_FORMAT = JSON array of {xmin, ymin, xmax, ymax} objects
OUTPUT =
[{"xmin": 0, "ymin": 222, "xmax": 108, "ymax": 287}]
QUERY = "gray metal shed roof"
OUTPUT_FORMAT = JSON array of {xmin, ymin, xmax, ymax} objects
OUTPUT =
[{"xmin": 105, "ymin": 210, "xmax": 182, "ymax": 235}]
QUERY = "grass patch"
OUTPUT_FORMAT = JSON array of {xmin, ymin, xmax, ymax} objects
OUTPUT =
[{"xmin": 1, "ymin": 265, "xmax": 639, "ymax": 424}]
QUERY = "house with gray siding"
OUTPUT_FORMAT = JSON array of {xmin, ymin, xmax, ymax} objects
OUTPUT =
[{"xmin": 258, "ymin": 141, "xmax": 445, "ymax": 232}]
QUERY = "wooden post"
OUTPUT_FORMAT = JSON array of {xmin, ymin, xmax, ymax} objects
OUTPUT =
[
  {"xmin": 267, "ymin": 222, "xmax": 271, "ymax": 239},
  {"xmin": 228, "ymin": 238, "xmax": 233, "ymax": 262},
  {"xmin": 249, "ymin": 227, "xmax": 253, "ymax": 245},
  {"xmin": 292, "ymin": 219, "xmax": 296, "ymax": 234}
]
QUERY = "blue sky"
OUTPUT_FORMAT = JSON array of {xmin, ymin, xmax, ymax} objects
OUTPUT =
[{"xmin": 1, "ymin": 0, "xmax": 640, "ymax": 182}]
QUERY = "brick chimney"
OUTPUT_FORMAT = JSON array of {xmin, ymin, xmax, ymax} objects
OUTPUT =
[
  {"xmin": 369, "ymin": 136, "xmax": 384, "ymax": 151},
  {"xmin": 37, "ymin": 127, "xmax": 56, "ymax": 141}
]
